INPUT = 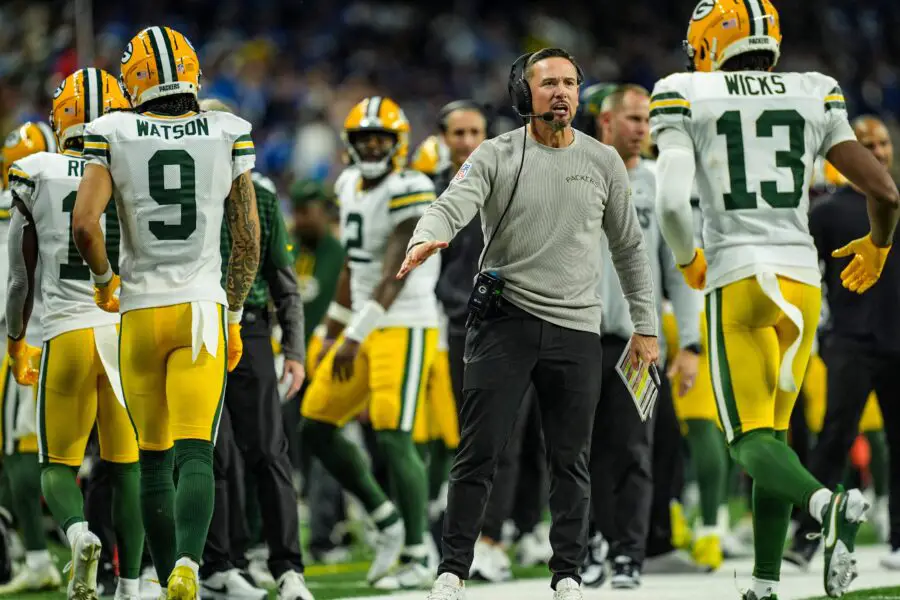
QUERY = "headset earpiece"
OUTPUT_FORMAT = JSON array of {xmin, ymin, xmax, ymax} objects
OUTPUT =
[{"xmin": 508, "ymin": 53, "xmax": 534, "ymax": 117}]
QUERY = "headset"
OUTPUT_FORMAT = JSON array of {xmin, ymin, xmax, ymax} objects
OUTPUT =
[
  {"xmin": 437, "ymin": 99, "xmax": 486, "ymax": 133},
  {"xmin": 478, "ymin": 50, "xmax": 584, "ymax": 273}
]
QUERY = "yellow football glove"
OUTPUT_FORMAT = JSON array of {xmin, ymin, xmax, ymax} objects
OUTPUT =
[
  {"xmin": 831, "ymin": 233, "xmax": 892, "ymax": 294},
  {"xmin": 94, "ymin": 274, "xmax": 121, "ymax": 313},
  {"xmin": 678, "ymin": 248, "xmax": 707, "ymax": 291},
  {"xmin": 227, "ymin": 323, "xmax": 243, "ymax": 372},
  {"xmin": 7, "ymin": 337, "xmax": 41, "ymax": 386}
]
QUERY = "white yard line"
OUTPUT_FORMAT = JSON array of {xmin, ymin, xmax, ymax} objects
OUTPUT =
[{"xmin": 354, "ymin": 547, "xmax": 899, "ymax": 600}]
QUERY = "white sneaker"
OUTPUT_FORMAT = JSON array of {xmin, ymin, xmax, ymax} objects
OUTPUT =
[
  {"xmin": 114, "ymin": 578, "xmax": 141, "ymax": 600},
  {"xmin": 201, "ymin": 568, "xmax": 267, "ymax": 599},
  {"xmin": 277, "ymin": 571, "xmax": 314, "ymax": 600},
  {"xmin": 879, "ymin": 548, "xmax": 900, "ymax": 570},
  {"xmin": 373, "ymin": 559, "xmax": 432, "ymax": 590},
  {"xmin": 553, "ymin": 577, "xmax": 583, "ymax": 600},
  {"xmin": 367, "ymin": 520, "xmax": 405, "ymax": 584},
  {"xmin": 873, "ymin": 496, "xmax": 890, "ymax": 544},
  {"xmin": 426, "ymin": 572, "xmax": 465, "ymax": 600},
  {"xmin": 247, "ymin": 557, "xmax": 275, "ymax": 588},
  {"xmin": 139, "ymin": 566, "xmax": 162, "ymax": 600},
  {"xmin": 469, "ymin": 540, "xmax": 511, "ymax": 582},
  {"xmin": 66, "ymin": 530, "xmax": 102, "ymax": 599},
  {"xmin": 518, "ymin": 531, "xmax": 553, "ymax": 567},
  {"xmin": 0, "ymin": 559, "xmax": 62, "ymax": 594}
]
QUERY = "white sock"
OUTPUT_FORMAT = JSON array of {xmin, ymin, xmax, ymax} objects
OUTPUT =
[
  {"xmin": 751, "ymin": 576, "xmax": 778, "ymax": 599},
  {"xmin": 174, "ymin": 557, "xmax": 199, "ymax": 578},
  {"xmin": 25, "ymin": 549, "xmax": 51, "ymax": 570},
  {"xmin": 66, "ymin": 521, "xmax": 89, "ymax": 547},
  {"xmin": 371, "ymin": 501, "xmax": 397, "ymax": 528},
  {"xmin": 403, "ymin": 544, "xmax": 428, "ymax": 560},
  {"xmin": 117, "ymin": 577, "xmax": 140, "ymax": 595},
  {"xmin": 809, "ymin": 488, "xmax": 834, "ymax": 524}
]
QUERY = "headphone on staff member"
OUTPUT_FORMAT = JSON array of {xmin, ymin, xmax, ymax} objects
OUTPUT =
[{"xmin": 507, "ymin": 49, "xmax": 585, "ymax": 122}]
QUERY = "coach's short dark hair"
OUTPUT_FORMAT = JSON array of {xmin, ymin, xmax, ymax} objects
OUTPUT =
[{"xmin": 524, "ymin": 48, "xmax": 580, "ymax": 82}]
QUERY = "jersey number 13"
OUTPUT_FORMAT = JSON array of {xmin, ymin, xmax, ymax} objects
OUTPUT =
[{"xmin": 717, "ymin": 109, "xmax": 805, "ymax": 211}]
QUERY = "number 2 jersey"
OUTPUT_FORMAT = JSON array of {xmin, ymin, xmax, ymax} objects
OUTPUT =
[
  {"xmin": 650, "ymin": 71, "xmax": 856, "ymax": 290},
  {"xmin": 82, "ymin": 110, "xmax": 255, "ymax": 312},
  {"xmin": 8, "ymin": 152, "xmax": 118, "ymax": 341},
  {"xmin": 335, "ymin": 167, "xmax": 440, "ymax": 329}
]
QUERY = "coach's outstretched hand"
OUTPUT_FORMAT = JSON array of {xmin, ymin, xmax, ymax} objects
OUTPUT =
[{"xmin": 396, "ymin": 240, "xmax": 448, "ymax": 279}]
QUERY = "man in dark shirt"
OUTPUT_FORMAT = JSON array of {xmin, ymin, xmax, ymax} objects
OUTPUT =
[{"xmin": 786, "ymin": 116, "xmax": 900, "ymax": 571}]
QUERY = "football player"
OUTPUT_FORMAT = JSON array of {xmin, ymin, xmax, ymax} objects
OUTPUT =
[
  {"xmin": 300, "ymin": 96, "xmax": 439, "ymax": 590},
  {"xmin": 71, "ymin": 26, "xmax": 261, "ymax": 600},
  {"xmin": 0, "ymin": 123, "xmax": 62, "ymax": 594},
  {"xmin": 652, "ymin": 1, "xmax": 900, "ymax": 598},
  {"xmin": 5, "ymin": 68, "xmax": 144, "ymax": 600}
]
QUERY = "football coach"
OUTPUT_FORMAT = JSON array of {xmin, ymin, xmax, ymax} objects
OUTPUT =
[{"xmin": 397, "ymin": 48, "xmax": 659, "ymax": 599}]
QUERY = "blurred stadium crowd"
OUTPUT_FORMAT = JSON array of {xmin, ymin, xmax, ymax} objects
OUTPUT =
[{"xmin": 2, "ymin": 0, "xmax": 900, "ymax": 197}]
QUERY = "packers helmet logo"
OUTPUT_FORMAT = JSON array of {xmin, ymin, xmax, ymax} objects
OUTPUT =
[
  {"xmin": 691, "ymin": 0, "xmax": 715, "ymax": 20},
  {"xmin": 121, "ymin": 42, "xmax": 133, "ymax": 64},
  {"xmin": 52, "ymin": 78, "xmax": 65, "ymax": 99},
  {"xmin": 4, "ymin": 131, "xmax": 19, "ymax": 148}
]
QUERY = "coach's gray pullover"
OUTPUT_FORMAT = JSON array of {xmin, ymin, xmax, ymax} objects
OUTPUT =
[
  {"xmin": 599, "ymin": 159, "xmax": 702, "ymax": 358},
  {"xmin": 409, "ymin": 127, "xmax": 656, "ymax": 336}
]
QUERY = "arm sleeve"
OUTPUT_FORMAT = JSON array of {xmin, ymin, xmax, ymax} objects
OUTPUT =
[
  {"xmin": 231, "ymin": 120, "xmax": 257, "ymax": 180},
  {"xmin": 408, "ymin": 141, "xmax": 495, "ymax": 250},
  {"xmin": 818, "ymin": 81, "xmax": 857, "ymax": 157},
  {"xmin": 261, "ymin": 191, "xmax": 306, "ymax": 362},
  {"xmin": 5, "ymin": 203, "xmax": 35, "ymax": 340},
  {"xmin": 82, "ymin": 122, "xmax": 111, "ymax": 169},
  {"xmin": 659, "ymin": 239, "xmax": 702, "ymax": 348},
  {"xmin": 389, "ymin": 173, "xmax": 437, "ymax": 227},
  {"xmin": 655, "ymin": 128, "xmax": 698, "ymax": 266},
  {"xmin": 602, "ymin": 150, "xmax": 657, "ymax": 337}
]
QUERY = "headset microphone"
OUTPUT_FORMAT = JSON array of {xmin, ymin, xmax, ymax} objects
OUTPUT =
[{"xmin": 520, "ymin": 111, "xmax": 555, "ymax": 122}]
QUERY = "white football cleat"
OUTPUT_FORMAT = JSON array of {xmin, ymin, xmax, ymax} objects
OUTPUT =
[
  {"xmin": 66, "ymin": 530, "xmax": 102, "ymax": 600},
  {"xmin": 367, "ymin": 520, "xmax": 405, "ymax": 584},
  {"xmin": 277, "ymin": 571, "xmax": 314, "ymax": 600},
  {"xmin": 553, "ymin": 577, "xmax": 583, "ymax": 600},
  {"xmin": 426, "ymin": 572, "xmax": 465, "ymax": 600},
  {"xmin": 200, "ymin": 568, "xmax": 267, "ymax": 599},
  {"xmin": 0, "ymin": 559, "xmax": 62, "ymax": 594}
]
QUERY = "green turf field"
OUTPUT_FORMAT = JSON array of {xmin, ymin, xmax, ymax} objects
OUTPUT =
[{"xmin": 799, "ymin": 588, "xmax": 900, "ymax": 599}]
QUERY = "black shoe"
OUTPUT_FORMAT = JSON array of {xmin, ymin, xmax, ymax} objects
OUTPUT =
[
  {"xmin": 579, "ymin": 533, "xmax": 609, "ymax": 588},
  {"xmin": 96, "ymin": 561, "xmax": 117, "ymax": 597},
  {"xmin": 610, "ymin": 555, "xmax": 641, "ymax": 589},
  {"xmin": 783, "ymin": 534, "xmax": 819, "ymax": 570}
]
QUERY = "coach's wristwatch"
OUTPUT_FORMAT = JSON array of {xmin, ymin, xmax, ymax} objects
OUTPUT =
[{"xmin": 682, "ymin": 343, "xmax": 701, "ymax": 355}]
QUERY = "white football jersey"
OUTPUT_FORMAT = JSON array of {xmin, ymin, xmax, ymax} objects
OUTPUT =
[
  {"xmin": 82, "ymin": 110, "xmax": 255, "ymax": 312},
  {"xmin": 8, "ymin": 152, "xmax": 118, "ymax": 341},
  {"xmin": 650, "ymin": 71, "xmax": 856, "ymax": 290},
  {"xmin": 335, "ymin": 167, "xmax": 440, "ymax": 329}
]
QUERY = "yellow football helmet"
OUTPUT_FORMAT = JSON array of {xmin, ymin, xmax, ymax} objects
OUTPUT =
[
  {"xmin": 342, "ymin": 96, "xmax": 409, "ymax": 179},
  {"xmin": 684, "ymin": 0, "xmax": 782, "ymax": 72},
  {"xmin": 1, "ymin": 122, "xmax": 57, "ymax": 189},
  {"xmin": 410, "ymin": 135, "xmax": 450, "ymax": 176},
  {"xmin": 120, "ymin": 26, "xmax": 201, "ymax": 108},
  {"xmin": 50, "ymin": 68, "xmax": 130, "ymax": 149}
]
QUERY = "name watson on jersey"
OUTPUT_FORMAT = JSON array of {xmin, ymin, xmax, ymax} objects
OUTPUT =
[{"xmin": 136, "ymin": 117, "xmax": 209, "ymax": 140}]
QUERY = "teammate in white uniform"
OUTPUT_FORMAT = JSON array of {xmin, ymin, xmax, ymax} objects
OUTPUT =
[
  {"xmin": 652, "ymin": 2, "xmax": 900, "ymax": 598},
  {"xmin": 301, "ymin": 96, "xmax": 440, "ymax": 590},
  {"xmin": 0, "ymin": 123, "xmax": 62, "ymax": 595},
  {"xmin": 70, "ymin": 26, "xmax": 268, "ymax": 600},
  {"xmin": 5, "ymin": 68, "xmax": 144, "ymax": 600}
]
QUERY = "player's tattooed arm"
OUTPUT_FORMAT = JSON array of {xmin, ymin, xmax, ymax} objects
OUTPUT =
[
  {"xmin": 373, "ymin": 217, "xmax": 419, "ymax": 309},
  {"xmin": 225, "ymin": 170, "xmax": 261, "ymax": 311},
  {"xmin": 5, "ymin": 197, "xmax": 38, "ymax": 340},
  {"xmin": 73, "ymin": 164, "xmax": 113, "ymax": 275}
]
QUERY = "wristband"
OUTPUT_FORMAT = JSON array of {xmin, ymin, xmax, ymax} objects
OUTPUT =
[
  {"xmin": 91, "ymin": 264, "xmax": 113, "ymax": 285},
  {"xmin": 344, "ymin": 300, "xmax": 385, "ymax": 343},
  {"xmin": 327, "ymin": 302, "xmax": 353, "ymax": 326},
  {"xmin": 227, "ymin": 308, "xmax": 244, "ymax": 325}
]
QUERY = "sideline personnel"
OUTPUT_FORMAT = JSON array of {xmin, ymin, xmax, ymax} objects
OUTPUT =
[
  {"xmin": 400, "ymin": 48, "xmax": 659, "ymax": 600},
  {"xmin": 785, "ymin": 115, "xmax": 900, "ymax": 571}
]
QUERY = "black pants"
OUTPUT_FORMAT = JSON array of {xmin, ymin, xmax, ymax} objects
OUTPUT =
[
  {"xmin": 646, "ymin": 368, "xmax": 681, "ymax": 558},
  {"xmin": 795, "ymin": 344, "xmax": 900, "ymax": 549},
  {"xmin": 590, "ymin": 335, "xmax": 654, "ymax": 565},
  {"xmin": 203, "ymin": 310, "xmax": 305, "ymax": 579},
  {"xmin": 481, "ymin": 388, "xmax": 547, "ymax": 540},
  {"xmin": 439, "ymin": 302, "xmax": 602, "ymax": 587},
  {"xmin": 448, "ymin": 329, "xmax": 467, "ymax": 418}
]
